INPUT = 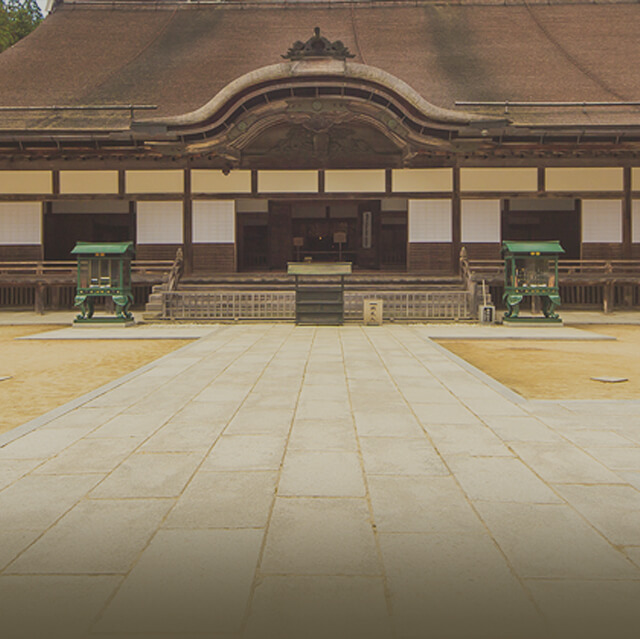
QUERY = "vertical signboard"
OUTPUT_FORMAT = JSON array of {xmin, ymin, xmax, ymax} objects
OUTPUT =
[{"xmin": 362, "ymin": 210, "xmax": 372, "ymax": 249}]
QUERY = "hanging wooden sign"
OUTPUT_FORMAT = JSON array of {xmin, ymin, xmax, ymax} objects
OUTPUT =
[{"xmin": 333, "ymin": 231, "xmax": 347, "ymax": 244}]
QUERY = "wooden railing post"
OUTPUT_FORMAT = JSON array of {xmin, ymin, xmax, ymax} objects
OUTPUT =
[
  {"xmin": 603, "ymin": 262, "xmax": 614, "ymax": 313},
  {"xmin": 34, "ymin": 282, "xmax": 45, "ymax": 315},
  {"xmin": 603, "ymin": 281, "xmax": 614, "ymax": 313},
  {"xmin": 167, "ymin": 248, "xmax": 184, "ymax": 292}
]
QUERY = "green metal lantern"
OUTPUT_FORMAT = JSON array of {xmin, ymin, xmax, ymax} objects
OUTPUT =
[
  {"xmin": 72, "ymin": 241, "xmax": 134, "ymax": 323},
  {"xmin": 502, "ymin": 241, "xmax": 564, "ymax": 323}
]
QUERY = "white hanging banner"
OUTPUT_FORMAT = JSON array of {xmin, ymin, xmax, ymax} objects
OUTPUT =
[{"xmin": 362, "ymin": 211, "xmax": 372, "ymax": 249}]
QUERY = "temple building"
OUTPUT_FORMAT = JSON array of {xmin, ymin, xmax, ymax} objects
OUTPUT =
[{"xmin": 0, "ymin": 0, "xmax": 639, "ymax": 284}]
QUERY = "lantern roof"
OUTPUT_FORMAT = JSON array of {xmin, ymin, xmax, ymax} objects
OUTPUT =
[
  {"xmin": 502, "ymin": 241, "xmax": 565, "ymax": 256},
  {"xmin": 71, "ymin": 241, "xmax": 134, "ymax": 256}
]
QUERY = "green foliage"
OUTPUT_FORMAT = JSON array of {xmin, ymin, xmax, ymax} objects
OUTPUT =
[{"xmin": 0, "ymin": 0, "xmax": 43, "ymax": 52}]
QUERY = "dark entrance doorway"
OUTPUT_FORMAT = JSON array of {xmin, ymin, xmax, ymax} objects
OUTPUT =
[
  {"xmin": 236, "ymin": 199, "xmax": 408, "ymax": 271},
  {"xmin": 291, "ymin": 202, "xmax": 358, "ymax": 264},
  {"xmin": 44, "ymin": 200, "xmax": 133, "ymax": 261},
  {"xmin": 380, "ymin": 211, "xmax": 408, "ymax": 269},
  {"xmin": 503, "ymin": 199, "xmax": 580, "ymax": 260}
]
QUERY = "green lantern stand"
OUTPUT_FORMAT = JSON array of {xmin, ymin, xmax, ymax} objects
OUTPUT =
[
  {"xmin": 72, "ymin": 241, "xmax": 135, "ymax": 324},
  {"xmin": 502, "ymin": 241, "xmax": 564, "ymax": 323}
]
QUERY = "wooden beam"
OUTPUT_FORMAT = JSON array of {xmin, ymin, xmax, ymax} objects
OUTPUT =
[
  {"xmin": 183, "ymin": 169, "xmax": 193, "ymax": 275},
  {"xmin": 623, "ymin": 167, "xmax": 632, "ymax": 259},
  {"xmin": 501, "ymin": 198, "xmax": 510, "ymax": 245},
  {"xmin": 129, "ymin": 200, "xmax": 136, "ymax": 248},
  {"xmin": 452, "ymin": 166, "xmax": 461, "ymax": 273}
]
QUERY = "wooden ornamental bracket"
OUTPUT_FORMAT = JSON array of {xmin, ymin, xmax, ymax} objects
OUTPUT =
[{"xmin": 282, "ymin": 27, "xmax": 355, "ymax": 61}]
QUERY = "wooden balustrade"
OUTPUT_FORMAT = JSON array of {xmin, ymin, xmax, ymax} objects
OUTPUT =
[
  {"xmin": 466, "ymin": 259, "xmax": 640, "ymax": 279},
  {"xmin": 463, "ymin": 257, "xmax": 640, "ymax": 312},
  {"xmin": 0, "ymin": 259, "xmax": 173, "ymax": 312},
  {"xmin": 0, "ymin": 260, "xmax": 172, "ymax": 280}
]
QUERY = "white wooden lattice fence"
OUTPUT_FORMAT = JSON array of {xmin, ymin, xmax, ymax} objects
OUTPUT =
[{"xmin": 162, "ymin": 290, "xmax": 473, "ymax": 321}]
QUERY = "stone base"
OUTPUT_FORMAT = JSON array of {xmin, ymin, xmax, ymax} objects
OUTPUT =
[
  {"xmin": 502, "ymin": 316, "xmax": 563, "ymax": 326},
  {"xmin": 73, "ymin": 317, "xmax": 135, "ymax": 327}
]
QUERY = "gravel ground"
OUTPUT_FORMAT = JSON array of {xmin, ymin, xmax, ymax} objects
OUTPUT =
[
  {"xmin": 0, "ymin": 325, "xmax": 189, "ymax": 434},
  {"xmin": 439, "ymin": 325, "xmax": 640, "ymax": 400}
]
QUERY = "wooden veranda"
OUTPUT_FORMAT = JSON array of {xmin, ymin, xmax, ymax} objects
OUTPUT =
[{"xmin": 2, "ymin": 256, "xmax": 640, "ymax": 318}]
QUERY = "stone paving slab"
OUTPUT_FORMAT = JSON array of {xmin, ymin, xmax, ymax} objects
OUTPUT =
[
  {"xmin": 1, "ymin": 323, "xmax": 640, "ymax": 639},
  {"xmin": 244, "ymin": 575, "xmax": 391, "ymax": 639},
  {"xmin": 6, "ymin": 498, "xmax": 173, "ymax": 575}
]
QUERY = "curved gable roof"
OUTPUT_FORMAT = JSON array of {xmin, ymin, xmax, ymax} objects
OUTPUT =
[{"xmin": 0, "ymin": 1, "xmax": 638, "ymax": 130}]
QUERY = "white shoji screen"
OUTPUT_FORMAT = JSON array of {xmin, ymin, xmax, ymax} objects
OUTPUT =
[
  {"xmin": 581, "ymin": 200, "xmax": 622, "ymax": 243},
  {"xmin": 461, "ymin": 200, "xmax": 501, "ymax": 243},
  {"xmin": 192, "ymin": 201, "xmax": 235, "ymax": 243},
  {"xmin": 0, "ymin": 202, "xmax": 42, "ymax": 244},
  {"xmin": 408, "ymin": 199, "xmax": 452, "ymax": 242},
  {"xmin": 136, "ymin": 202, "xmax": 183, "ymax": 244}
]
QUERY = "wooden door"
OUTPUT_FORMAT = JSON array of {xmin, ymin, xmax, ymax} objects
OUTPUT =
[{"xmin": 268, "ymin": 202, "xmax": 292, "ymax": 270}]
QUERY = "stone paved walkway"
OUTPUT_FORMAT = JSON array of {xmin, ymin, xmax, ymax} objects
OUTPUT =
[{"xmin": 1, "ymin": 324, "xmax": 640, "ymax": 639}]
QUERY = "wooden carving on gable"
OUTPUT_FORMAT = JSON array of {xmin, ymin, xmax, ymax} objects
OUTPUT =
[{"xmin": 283, "ymin": 27, "xmax": 355, "ymax": 61}]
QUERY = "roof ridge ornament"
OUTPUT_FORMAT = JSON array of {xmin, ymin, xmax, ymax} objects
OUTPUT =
[{"xmin": 282, "ymin": 27, "xmax": 355, "ymax": 61}]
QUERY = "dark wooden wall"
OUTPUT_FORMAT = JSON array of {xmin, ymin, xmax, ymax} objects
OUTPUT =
[
  {"xmin": 0, "ymin": 245, "xmax": 42, "ymax": 260},
  {"xmin": 135, "ymin": 244, "xmax": 181, "ymax": 261},
  {"xmin": 461, "ymin": 243, "xmax": 502, "ymax": 261},
  {"xmin": 193, "ymin": 244, "xmax": 235, "ymax": 272},
  {"xmin": 582, "ymin": 244, "xmax": 625, "ymax": 260},
  {"xmin": 407, "ymin": 243, "xmax": 453, "ymax": 272}
]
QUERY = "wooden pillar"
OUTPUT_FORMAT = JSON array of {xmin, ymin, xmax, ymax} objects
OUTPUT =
[
  {"xmin": 537, "ymin": 166, "xmax": 545, "ymax": 194},
  {"xmin": 623, "ymin": 166, "xmax": 632, "ymax": 259},
  {"xmin": 129, "ymin": 201, "xmax": 136, "ymax": 246},
  {"xmin": 501, "ymin": 198, "xmax": 510, "ymax": 242},
  {"xmin": 452, "ymin": 166, "xmax": 461, "ymax": 274},
  {"xmin": 183, "ymin": 169, "xmax": 193, "ymax": 275},
  {"xmin": 576, "ymin": 198, "xmax": 583, "ymax": 260},
  {"xmin": 40, "ymin": 201, "xmax": 50, "ymax": 261},
  {"xmin": 268, "ymin": 201, "xmax": 292, "ymax": 270}
]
